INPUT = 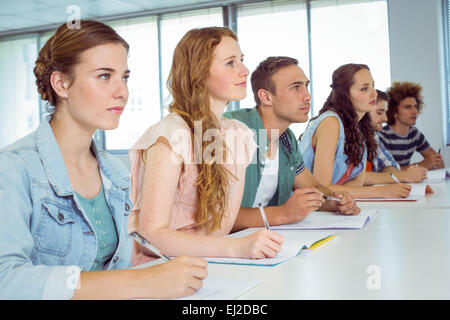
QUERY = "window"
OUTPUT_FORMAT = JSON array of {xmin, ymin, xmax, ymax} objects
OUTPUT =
[
  {"xmin": 443, "ymin": 0, "xmax": 450, "ymax": 144},
  {"xmin": 160, "ymin": 8, "xmax": 224, "ymax": 115},
  {"xmin": 237, "ymin": 0, "xmax": 390, "ymax": 139},
  {"xmin": 105, "ymin": 17, "xmax": 160, "ymax": 151},
  {"xmin": 0, "ymin": 1, "xmax": 391, "ymax": 151},
  {"xmin": 310, "ymin": 0, "xmax": 391, "ymax": 116},
  {"xmin": 237, "ymin": 0, "xmax": 309, "ymax": 137},
  {"xmin": 0, "ymin": 35, "xmax": 39, "ymax": 148},
  {"xmin": 38, "ymin": 31, "xmax": 56, "ymax": 118}
]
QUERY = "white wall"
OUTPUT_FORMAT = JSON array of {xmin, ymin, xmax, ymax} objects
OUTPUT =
[{"xmin": 387, "ymin": 0, "xmax": 449, "ymax": 164}]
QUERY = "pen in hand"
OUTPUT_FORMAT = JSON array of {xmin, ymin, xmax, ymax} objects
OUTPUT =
[
  {"xmin": 391, "ymin": 173, "xmax": 401, "ymax": 183},
  {"xmin": 322, "ymin": 195, "xmax": 342, "ymax": 201},
  {"xmin": 130, "ymin": 231, "xmax": 171, "ymax": 262},
  {"xmin": 258, "ymin": 203, "xmax": 271, "ymax": 230}
]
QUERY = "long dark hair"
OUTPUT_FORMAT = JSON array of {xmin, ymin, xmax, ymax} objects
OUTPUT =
[{"xmin": 315, "ymin": 63, "xmax": 377, "ymax": 165}]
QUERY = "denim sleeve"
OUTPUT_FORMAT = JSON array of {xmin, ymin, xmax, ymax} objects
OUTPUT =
[{"xmin": 0, "ymin": 152, "xmax": 81, "ymax": 299}]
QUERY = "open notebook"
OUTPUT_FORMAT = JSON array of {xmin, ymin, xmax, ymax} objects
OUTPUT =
[
  {"xmin": 205, "ymin": 228, "xmax": 336, "ymax": 266},
  {"xmin": 271, "ymin": 209, "xmax": 378, "ymax": 230}
]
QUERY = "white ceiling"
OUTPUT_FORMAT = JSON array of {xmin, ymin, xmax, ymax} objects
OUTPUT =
[{"xmin": 0, "ymin": 0, "xmax": 233, "ymax": 36}]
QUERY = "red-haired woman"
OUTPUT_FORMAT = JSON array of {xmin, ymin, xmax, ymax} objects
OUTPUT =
[{"xmin": 129, "ymin": 27, "xmax": 284, "ymax": 265}]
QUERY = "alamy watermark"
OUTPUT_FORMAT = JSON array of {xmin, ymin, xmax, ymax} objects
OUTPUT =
[
  {"xmin": 66, "ymin": 5, "xmax": 81, "ymax": 29},
  {"xmin": 66, "ymin": 266, "xmax": 81, "ymax": 290},
  {"xmin": 366, "ymin": 264, "xmax": 381, "ymax": 290},
  {"xmin": 168, "ymin": 121, "xmax": 279, "ymax": 168}
]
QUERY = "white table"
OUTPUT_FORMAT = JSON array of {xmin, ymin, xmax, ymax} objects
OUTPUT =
[
  {"xmin": 203, "ymin": 207, "xmax": 450, "ymax": 299},
  {"xmin": 202, "ymin": 181, "xmax": 450, "ymax": 299},
  {"xmin": 139, "ymin": 180, "xmax": 450, "ymax": 300}
]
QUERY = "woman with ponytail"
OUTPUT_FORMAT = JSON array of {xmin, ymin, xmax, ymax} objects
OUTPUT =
[
  {"xmin": 128, "ymin": 27, "xmax": 283, "ymax": 265},
  {"xmin": 298, "ymin": 63, "xmax": 412, "ymax": 199}
]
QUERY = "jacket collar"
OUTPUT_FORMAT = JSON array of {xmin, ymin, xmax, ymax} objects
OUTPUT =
[{"xmin": 35, "ymin": 116, "xmax": 129, "ymax": 197}]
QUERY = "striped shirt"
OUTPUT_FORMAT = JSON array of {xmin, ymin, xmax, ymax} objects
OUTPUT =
[{"xmin": 378, "ymin": 125, "xmax": 430, "ymax": 166}]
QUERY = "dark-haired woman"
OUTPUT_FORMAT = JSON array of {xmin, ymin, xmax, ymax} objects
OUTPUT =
[
  {"xmin": 298, "ymin": 63, "xmax": 412, "ymax": 199},
  {"xmin": 0, "ymin": 20, "xmax": 207, "ymax": 300}
]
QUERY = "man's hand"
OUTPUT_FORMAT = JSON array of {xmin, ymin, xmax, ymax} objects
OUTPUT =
[
  {"xmin": 327, "ymin": 191, "xmax": 361, "ymax": 215},
  {"xmin": 420, "ymin": 154, "xmax": 444, "ymax": 170},
  {"xmin": 399, "ymin": 165, "xmax": 427, "ymax": 183},
  {"xmin": 280, "ymin": 187, "xmax": 325, "ymax": 224}
]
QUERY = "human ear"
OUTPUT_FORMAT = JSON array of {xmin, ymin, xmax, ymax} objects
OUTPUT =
[
  {"xmin": 50, "ymin": 71, "xmax": 71, "ymax": 100},
  {"xmin": 258, "ymin": 89, "xmax": 273, "ymax": 105}
]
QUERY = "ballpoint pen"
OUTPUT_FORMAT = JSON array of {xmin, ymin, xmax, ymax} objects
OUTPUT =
[
  {"xmin": 130, "ymin": 231, "xmax": 171, "ymax": 262},
  {"xmin": 258, "ymin": 203, "xmax": 271, "ymax": 230},
  {"xmin": 391, "ymin": 173, "xmax": 401, "ymax": 183},
  {"xmin": 322, "ymin": 195, "xmax": 342, "ymax": 201}
]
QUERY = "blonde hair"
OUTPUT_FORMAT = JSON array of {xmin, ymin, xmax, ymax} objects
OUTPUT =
[{"xmin": 167, "ymin": 27, "xmax": 237, "ymax": 232}]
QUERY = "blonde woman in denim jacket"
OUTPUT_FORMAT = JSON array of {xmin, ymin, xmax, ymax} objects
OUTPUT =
[{"xmin": 0, "ymin": 20, "xmax": 207, "ymax": 300}]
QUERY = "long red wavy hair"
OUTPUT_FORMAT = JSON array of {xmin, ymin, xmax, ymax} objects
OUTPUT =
[{"xmin": 167, "ymin": 27, "xmax": 237, "ymax": 232}]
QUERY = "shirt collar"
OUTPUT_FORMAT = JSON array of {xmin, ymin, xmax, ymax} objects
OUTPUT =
[{"xmin": 250, "ymin": 106, "xmax": 293, "ymax": 154}]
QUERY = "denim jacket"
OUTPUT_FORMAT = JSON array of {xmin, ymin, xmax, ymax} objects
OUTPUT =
[
  {"xmin": 0, "ymin": 117, "xmax": 132, "ymax": 299},
  {"xmin": 299, "ymin": 110, "xmax": 366, "ymax": 184}
]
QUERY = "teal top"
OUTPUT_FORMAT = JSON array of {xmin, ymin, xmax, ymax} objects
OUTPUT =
[{"xmin": 75, "ymin": 185, "xmax": 119, "ymax": 271}]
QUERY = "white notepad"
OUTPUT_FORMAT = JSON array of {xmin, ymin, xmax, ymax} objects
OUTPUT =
[
  {"xmin": 271, "ymin": 209, "xmax": 378, "ymax": 230},
  {"xmin": 205, "ymin": 228, "xmax": 335, "ymax": 266}
]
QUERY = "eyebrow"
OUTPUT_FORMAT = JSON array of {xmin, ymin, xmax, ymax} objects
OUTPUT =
[
  {"xmin": 93, "ymin": 67, "xmax": 130, "ymax": 74},
  {"xmin": 223, "ymin": 54, "xmax": 244, "ymax": 61},
  {"xmin": 290, "ymin": 80, "xmax": 310, "ymax": 86}
]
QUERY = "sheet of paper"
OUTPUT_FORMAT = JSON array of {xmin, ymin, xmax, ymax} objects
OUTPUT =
[
  {"xmin": 271, "ymin": 209, "xmax": 378, "ymax": 230},
  {"xmin": 205, "ymin": 228, "xmax": 334, "ymax": 266},
  {"xmin": 135, "ymin": 260, "xmax": 262, "ymax": 300},
  {"xmin": 356, "ymin": 183, "xmax": 426, "ymax": 201},
  {"xmin": 424, "ymin": 168, "xmax": 447, "ymax": 183},
  {"xmin": 176, "ymin": 277, "xmax": 262, "ymax": 300}
]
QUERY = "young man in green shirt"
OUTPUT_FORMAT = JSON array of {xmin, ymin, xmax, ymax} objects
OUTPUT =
[{"xmin": 224, "ymin": 56, "xmax": 360, "ymax": 230}]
